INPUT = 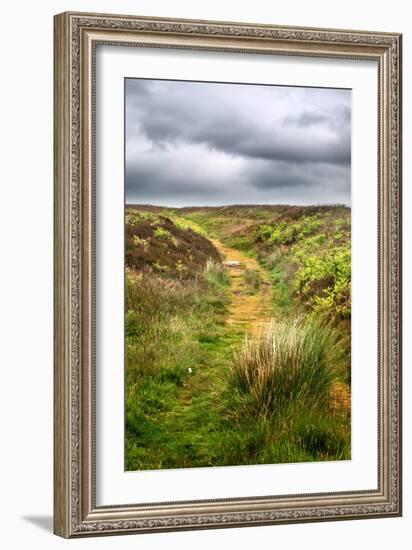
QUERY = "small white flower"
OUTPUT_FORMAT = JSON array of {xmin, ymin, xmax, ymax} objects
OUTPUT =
[{"xmin": 188, "ymin": 368, "xmax": 193, "ymax": 374}]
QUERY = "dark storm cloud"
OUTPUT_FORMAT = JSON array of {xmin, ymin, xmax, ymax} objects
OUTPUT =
[
  {"xmin": 283, "ymin": 105, "xmax": 350, "ymax": 129},
  {"xmin": 125, "ymin": 79, "xmax": 351, "ymax": 206},
  {"xmin": 125, "ymin": 163, "xmax": 221, "ymax": 200},
  {"xmin": 125, "ymin": 149, "xmax": 223, "ymax": 197},
  {"xmin": 244, "ymin": 160, "xmax": 350, "ymax": 199}
]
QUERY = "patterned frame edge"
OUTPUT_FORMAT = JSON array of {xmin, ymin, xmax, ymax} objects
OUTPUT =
[{"xmin": 53, "ymin": 11, "xmax": 402, "ymax": 538}]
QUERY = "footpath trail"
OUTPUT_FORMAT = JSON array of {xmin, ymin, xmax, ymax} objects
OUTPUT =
[
  {"xmin": 133, "ymin": 224, "xmax": 350, "ymax": 467},
  {"xmin": 156, "ymin": 229, "xmax": 276, "ymax": 467},
  {"xmin": 209, "ymin": 237, "xmax": 273, "ymax": 338},
  {"xmin": 208, "ymin": 235, "xmax": 351, "ymax": 418},
  {"xmin": 175, "ymin": 215, "xmax": 275, "ymax": 337}
]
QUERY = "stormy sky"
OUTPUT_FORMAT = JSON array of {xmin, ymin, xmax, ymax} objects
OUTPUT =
[{"xmin": 125, "ymin": 78, "xmax": 351, "ymax": 206}]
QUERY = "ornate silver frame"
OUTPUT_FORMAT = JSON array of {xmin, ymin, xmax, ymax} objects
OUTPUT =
[{"xmin": 53, "ymin": 11, "xmax": 402, "ymax": 538}]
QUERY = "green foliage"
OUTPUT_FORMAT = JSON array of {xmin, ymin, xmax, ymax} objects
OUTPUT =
[
  {"xmin": 255, "ymin": 208, "xmax": 351, "ymax": 320},
  {"xmin": 292, "ymin": 233, "xmax": 327, "ymax": 255},
  {"xmin": 132, "ymin": 235, "xmax": 150, "ymax": 250},
  {"xmin": 218, "ymin": 406, "xmax": 350, "ymax": 465},
  {"xmin": 269, "ymin": 261, "xmax": 293, "ymax": 312},
  {"xmin": 168, "ymin": 214, "xmax": 207, "ymax": 236},
  {"xmin": 295, "ymin": 246, "xmax": 351, "ymax": 319},
  {"xmin": 259, "ymin": 215, "xmax": 324, "ymax": 246},
  {"xmin": 154, "ymin": 226, "xmax": 172, "ymax": 240},
  {"xmin": 125, "ymin": 209, "xmax": 158, "ymax": 226},
  {"xmin": 228, "ymin": 235, "xmax": 254, "ymax": 252}
]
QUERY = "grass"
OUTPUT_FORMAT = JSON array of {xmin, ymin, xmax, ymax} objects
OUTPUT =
[
  {"xmin": 242, "ymin": 269, "xmax": 261, "ymax": 293},
  {"xmin": 268, "ymin": 257, "xmax": 294, "ymax": 313},
  {"xmin": 202, "ymin": 258, "xmax": 229, "ymax": 289},
  {"xmin": 125, "ymin": 269, "xmax": 232, "ymax": 469},
  {"xmin": 229, "ymin": 316, "xmax": 347, "ymax": 417},
  {"xmin": 124, "ymin": 225, "xmax": 235, "ymax": 469},
  {"xmin": 124, "ymin": 205, "xmax": 352, "ymax": 470}
]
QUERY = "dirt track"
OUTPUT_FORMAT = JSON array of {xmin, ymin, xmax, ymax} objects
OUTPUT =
[{"xmin": 210, "ymin": 237, "xmax": 273, "ymax": 337}]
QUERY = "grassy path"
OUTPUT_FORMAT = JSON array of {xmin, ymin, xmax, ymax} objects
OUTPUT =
[
  {"xmin": 162, "ymin": 232, "xmax": 350, "ymax": 461},
  {"xmin": 146, "ymin": 234, "xmax": 276, "ymax": 467},
  {"xmin": 175, "ymin": 214, "xmax": 274, "ymax": 335},
  {"xmin": 209, "ymin": 237, "xmax": 273, "ymax": 337},
  {"xmin": 209, "ymin": 237, "xmax": 351, "ymax": 417}
]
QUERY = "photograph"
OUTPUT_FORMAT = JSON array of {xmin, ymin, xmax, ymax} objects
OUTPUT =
[
  {"xmin": 124, "ymin": 78, "xmax": 352, "ymax": 471},
  {"xmin": 1, "ymin": 0, "xmax": 407, "ymax": 544},
  {"xmin": 52, "ymin": 11, "xmax": 401, "ymax": 537}
]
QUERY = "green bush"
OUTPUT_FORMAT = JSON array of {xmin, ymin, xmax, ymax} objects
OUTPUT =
[
  {"xmin": 154, "ymin": 226, "xmax": 172, "ymax": 240},
  {"xmin": 259, "ymin": 215, "xmax": 324, "ymax": 246},
  {"xmin": 294, "ymin": 246, "xmax": 351, "ymax": 319}
]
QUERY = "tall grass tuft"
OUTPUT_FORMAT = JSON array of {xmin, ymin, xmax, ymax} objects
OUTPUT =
[
  {"xmin": 230, "ymin": 315, "xmax": 345, "ymax": 418},
  {"xmin": 202, "ymin": 258, "xmax": 229, "ymax": 288},
  {"xmin": 242, "ymin": 269, "xmax": 261, "ymax": 293}
]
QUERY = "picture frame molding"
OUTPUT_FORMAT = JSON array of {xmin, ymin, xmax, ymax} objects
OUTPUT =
[{"xmin": 53, "ymin": 11, "xmax": 402, "ymax": 538}]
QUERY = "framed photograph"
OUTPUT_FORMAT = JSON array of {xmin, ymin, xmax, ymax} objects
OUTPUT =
[{"xmin": 54, "ymin": 12, "xmax": 402, "ymax": 537}]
